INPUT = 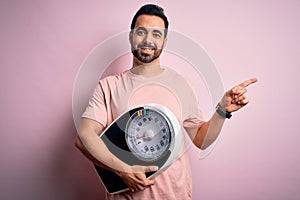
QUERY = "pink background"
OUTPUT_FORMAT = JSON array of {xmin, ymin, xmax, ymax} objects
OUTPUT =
[{"xmin": 1, "ymin": 0, "xmax": 299, "ymax": 199}]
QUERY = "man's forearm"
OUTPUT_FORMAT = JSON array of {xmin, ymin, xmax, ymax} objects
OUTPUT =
[
  {"xmin": 75, "ymin": 136, "xmax": 116, "ymax": 171},
  {"xmin": 193, "ymin": 112, "xmax": 226, "ymax": 150},
  {"xmin": 78, "ymin": 131, "xmax": 131, "ymax": 173},
  {"xmin": 76, "ymin": 118, "xmax": 131, "ymax": 173}
]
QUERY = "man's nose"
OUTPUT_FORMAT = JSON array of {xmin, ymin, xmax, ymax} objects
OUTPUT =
[{"xmin": 143, "ymin": 33, "xmax": 153, "ymax": 44}]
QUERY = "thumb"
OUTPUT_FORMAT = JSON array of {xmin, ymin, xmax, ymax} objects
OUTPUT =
[
  {"xmin": 144, "ymin": 166, "xmax": 159, "ymax": 173},
  {"xmin": 132, "ymin": 165, "xmax": 159, "ymax": 173}
]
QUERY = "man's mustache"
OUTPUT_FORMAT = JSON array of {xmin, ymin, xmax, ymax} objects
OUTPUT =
[{"xmin": 137, "ymin": 43, "xmax": 156, "ymax": 50}]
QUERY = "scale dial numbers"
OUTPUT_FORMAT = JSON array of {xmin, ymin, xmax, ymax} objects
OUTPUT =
[{"xmin": 125, "ymin": 108, "xmax": 172, "ymax": 162}]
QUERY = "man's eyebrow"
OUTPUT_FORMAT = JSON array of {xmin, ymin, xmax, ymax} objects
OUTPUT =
[
  {"xmin": 135, "ymin": 27, "xmax": 163, "ymax": 35},
  {"xmin": 135, "ymin": 27, "xmax": 147, "ymax": 31}
]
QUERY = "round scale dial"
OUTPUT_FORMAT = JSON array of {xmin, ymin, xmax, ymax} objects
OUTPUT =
[{"xmin": 125, "ymin": 108, "xmax": 173, "ymax": 162}]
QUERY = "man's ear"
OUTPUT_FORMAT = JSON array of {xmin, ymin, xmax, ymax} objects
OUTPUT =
[
  {"xmin": 163, "ymin": 38, "xmax": 168, "ymax": 49},
  {"xmin": 129, "ymin": 30, "xmax": 133, "ymax": 44}
]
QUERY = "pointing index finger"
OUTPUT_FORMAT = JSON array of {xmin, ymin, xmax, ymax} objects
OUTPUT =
[{"xmin": 240, "ymin": 78, "xmax": 258, "ymax": 88}]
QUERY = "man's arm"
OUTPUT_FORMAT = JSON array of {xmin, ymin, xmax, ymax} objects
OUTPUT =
[
  {"xmin": 75, "ymin": 118, "xmax": 158, "ymax": 192},
  {"xmin": 192, "ymin": 78, "xmax": 258, "ymax": 149}
]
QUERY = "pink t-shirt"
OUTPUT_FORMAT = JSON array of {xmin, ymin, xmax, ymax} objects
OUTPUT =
[{"xmin": 82, "ymin": 68, "xmax": 203, "ymax": 200}]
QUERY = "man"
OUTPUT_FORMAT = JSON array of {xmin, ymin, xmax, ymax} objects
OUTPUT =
[{"xmin": 75, "ymin": 4, "xmax": 257, "ymax": 199}]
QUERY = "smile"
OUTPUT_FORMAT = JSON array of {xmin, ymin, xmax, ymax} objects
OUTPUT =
[{"xmin": 140, "ymin": 47, "xmax": 154, "ymax": 54}]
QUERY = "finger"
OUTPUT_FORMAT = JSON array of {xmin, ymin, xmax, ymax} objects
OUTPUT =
[
  {"xmin": 232, "ymin": 95, "xmax": 246, "ymax": 104},
  {"xmin": 229, "ymin": 85, "xmax": 245, "ymax": 96},
  {"xmin": 129, "ymin": 184, "xmax": 136, "ymax": 192},
  {"xmin": 236, "ymin": 87, "xmax": 247, "ymax": 97},
  {"xmin": 144, "ymin": 166, "xmax": 159, "ymax": 173},
  {"xmin": 231, "ymin": 87, "xmax": 247, "ymax": 100},
  {"xmin": 227, "ymin": 78, "xmax": 257, "ymax": 96},
  {"xmin": 147, "ymin": 179, "xmax": 155, "ymax": 185},
  {"xmin": 137, "ymin": 184, "xmax": 146, "ymax": 191},
  {"xmin": 133, "ymin": 183, "xmax": 143, "ymax": 192},
  {"xmin": 134, "ymin": 173, "xmax": 148, "ymax": 184},
  {"xmin": 239, "ymin": 78, "xmax": 258, "ymax": 88},
  {"xmin": 130, "ymin": 180, "xmax": 148, "ymax": 192},
  {"xmin": 132, "ymin": 165, "xmax": 158, "ymax": 173},
  {"xmin": 237, "ymin": 99, "xmax": 249, "ymax": 106},
  {"xmin": 232, "ymin": 86, "xmax": 242, "ymax": 95}
]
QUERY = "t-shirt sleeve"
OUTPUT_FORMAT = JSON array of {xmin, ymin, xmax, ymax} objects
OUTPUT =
[
  {"xmin": 179, "ymin": 75, "xmax": 205, "ymax": 129},
  {"xmin": 81, "ymin": 80, "xmax": 109, "ymax": 127}
]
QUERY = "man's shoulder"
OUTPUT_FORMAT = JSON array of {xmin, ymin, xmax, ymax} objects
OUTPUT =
[{"xmin": 99, "ymin": 70, "xmax": 129, "ymax": 85}]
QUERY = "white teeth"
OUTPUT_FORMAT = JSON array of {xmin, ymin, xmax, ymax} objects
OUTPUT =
[{"xmin": 141, "ymin": 48, "xmax": 153, "ymax": 51}]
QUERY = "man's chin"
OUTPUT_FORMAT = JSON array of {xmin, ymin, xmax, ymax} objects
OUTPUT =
[
  {"xmin": 139, "ymin": 57, "xmax": 154, "ymax": 63},
  {"xmin": 135, "ymin": 54, "xmax": 155, "ymax": 63},
  {"xmin": 132, "ymin": 50, "xmax": 161, "ymax": 64}
]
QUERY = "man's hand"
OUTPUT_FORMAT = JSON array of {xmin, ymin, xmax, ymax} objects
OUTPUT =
[
  {"xmin": 115, "ymin": 165, "xmax": 158, "ymax": 192},
  {"xmin": 220, "ymin": 78, "xmax": 258, "ymax": 113}
]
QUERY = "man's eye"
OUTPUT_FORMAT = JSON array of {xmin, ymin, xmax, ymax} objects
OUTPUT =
[
  {"xmin": 153, "ymin": 33, "xmax": 162, "ymax": 39},
  {"xmin": 137, "ymin": 30, "xmax": 146, "ymax": 36}
]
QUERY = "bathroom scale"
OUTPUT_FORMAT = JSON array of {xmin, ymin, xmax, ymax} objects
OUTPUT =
[{"xmin": 93, "ymin": 104, "xmax": 182, "ymax": 194}]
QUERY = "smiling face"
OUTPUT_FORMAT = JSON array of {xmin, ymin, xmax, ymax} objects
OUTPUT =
[{"xmin": 130, "ymin": 15, "xmax": 167, "ymax": 64}]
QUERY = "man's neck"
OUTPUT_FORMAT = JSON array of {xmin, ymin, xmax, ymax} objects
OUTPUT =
[{"xmin": 131, "ymin": 58, "xmax": 164, "ymax": 77}]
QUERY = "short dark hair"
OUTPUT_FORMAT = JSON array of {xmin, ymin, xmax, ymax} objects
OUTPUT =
[{"xmin": 130, "ymin": 4, "xmax": 169, "ymax": 37}]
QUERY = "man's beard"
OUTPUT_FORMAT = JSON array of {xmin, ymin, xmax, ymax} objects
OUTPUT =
[{"xmin": 131, "ymin": 43, "xmax": 163, "ymax": 63}]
